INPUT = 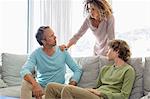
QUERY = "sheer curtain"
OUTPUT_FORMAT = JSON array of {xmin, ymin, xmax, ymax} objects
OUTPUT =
[{"xmin": 28, "ymin": 0, "xmax": 72, "ymax": 53}]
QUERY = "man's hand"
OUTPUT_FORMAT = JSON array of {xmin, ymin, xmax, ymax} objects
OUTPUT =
[
  {"xmin": 32, "ymin": 83, "xmax": 44, "ymax": 99},
  {"xmin": 69, "ymin": 81, "xmax": 77, "ymax": 86},
  {"xmin": 59, "ymin": 44, "xmax": 68, "ymax": 51},
  {"xmin": 86, "ymin": 88, "xmax": 101, "ymax": 96}
]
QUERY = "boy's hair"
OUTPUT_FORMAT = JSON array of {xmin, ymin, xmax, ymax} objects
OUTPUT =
[{"xmin": 108, "ymin": 39, "xmax": 131, "ymax": 62}]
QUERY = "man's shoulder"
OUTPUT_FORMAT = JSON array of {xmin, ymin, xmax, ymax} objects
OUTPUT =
[
  {"xmin": 56, "ymin": 46, "xmax": 69, "ymax": 54},
  {"xmin": 29, "ymin": 47, "xmax": 42, "ymax": 56}
]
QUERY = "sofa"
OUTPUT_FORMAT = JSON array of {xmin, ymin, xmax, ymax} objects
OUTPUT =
[{"xmin": 0, "ymin": 53, "xmax": 150, "ymax": 99}]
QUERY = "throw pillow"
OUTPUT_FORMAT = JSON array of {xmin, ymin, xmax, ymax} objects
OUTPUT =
[
  {"xmin": 76, "ymin": 56, "xmax": 100, "ymax": 88},
  {"xmin": 2, "ymin": 53, "xmax": 27, "ymax": 86}
]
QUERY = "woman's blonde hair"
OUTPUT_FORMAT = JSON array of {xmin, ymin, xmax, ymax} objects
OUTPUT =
[{"xmin": 84, "ymin": 0, "xmax": 112, "ymax": 20}]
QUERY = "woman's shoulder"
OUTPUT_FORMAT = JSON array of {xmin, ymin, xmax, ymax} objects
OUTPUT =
[{"xmin": 106, "ymin": 14, "xmax": 114, "ymax": 21}]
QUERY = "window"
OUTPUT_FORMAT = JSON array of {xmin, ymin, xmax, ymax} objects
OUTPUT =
[
  {"xmin": 0, "ymin": 0, "xmax": 27, "ymax": 54},
  {"xmin": 112, "ymin": 0, "xmax": 150, "ymax": 57}
]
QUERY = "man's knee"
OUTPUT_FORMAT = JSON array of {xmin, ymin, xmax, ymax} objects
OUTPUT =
[{"xmin": 21, "ymin": 80, "xmax": 33, "ymax": 90}]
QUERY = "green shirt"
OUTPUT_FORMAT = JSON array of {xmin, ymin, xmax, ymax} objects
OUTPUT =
[{"xmin": 96, "ymin": 64, "xmax": 135, "ymax": 99}]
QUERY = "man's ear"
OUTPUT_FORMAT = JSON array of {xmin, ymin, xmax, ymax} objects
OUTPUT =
[{"xmin": 41, "ymin": 40, "xmax": 45, "ymax": 45}]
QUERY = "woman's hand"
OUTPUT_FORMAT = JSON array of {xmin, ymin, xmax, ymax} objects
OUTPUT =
[
  {"xmin": 59, "ymin": 39, "xmax": 76, "ymax": 51},
  {"xmin": 59, "ymin": 44, "xmax": 68, "ymax": 51}
]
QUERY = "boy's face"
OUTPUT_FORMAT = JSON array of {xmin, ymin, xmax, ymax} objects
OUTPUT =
[{"xmin": 107, "ymin": 47, "xmax": 118, "ymax": 60}]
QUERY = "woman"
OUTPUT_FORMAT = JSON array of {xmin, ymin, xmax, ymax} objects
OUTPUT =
[
  {"xmin": 61, "ymin": 0, "xmax": 115, "ymax": 56},
  {"xmin": 45, "ymin": 39, "xmax": 135, "ymax": 99}
]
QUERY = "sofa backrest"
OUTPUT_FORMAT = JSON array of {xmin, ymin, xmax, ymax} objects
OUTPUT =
[
  {"xmin": 127, "ymin": 57, "xmax": 144, "ymax": 99},
  {"xmin": 75, "ymin": 56, "xmax": 100, "ymax": 88},
  {"xmin": 1, "ymin": 53, "xmax": 27, "ymax": 86}
]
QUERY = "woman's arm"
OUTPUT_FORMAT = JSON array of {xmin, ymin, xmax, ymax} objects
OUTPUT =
[{"xmin": 107, "ymin": 15, "xmax": 115, "ymax": 40}]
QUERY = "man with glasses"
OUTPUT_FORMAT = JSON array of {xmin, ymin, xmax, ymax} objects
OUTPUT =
[{"xmin": 20, "ymin": 26, "xmax": 82, "ymax": 99}]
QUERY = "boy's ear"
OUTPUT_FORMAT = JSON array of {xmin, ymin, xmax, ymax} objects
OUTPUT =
[{"xmin": 115, "ymin": 50, "xmax": 119, "ymax": 56}]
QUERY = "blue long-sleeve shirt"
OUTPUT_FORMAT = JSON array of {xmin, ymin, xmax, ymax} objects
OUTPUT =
[{"xmin": 20, "ymin": 46, "xmax": 82, "ymax": 87}]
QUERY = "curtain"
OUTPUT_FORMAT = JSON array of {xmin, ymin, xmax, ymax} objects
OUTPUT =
[{"xmin": 28, "ymin": 0, "xmax": 72, "ymax": 53}]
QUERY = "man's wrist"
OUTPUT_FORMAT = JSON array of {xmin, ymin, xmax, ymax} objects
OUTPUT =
[{"xmin": 32, "ymin": 81, "xmax": 39, "ymax": 88}]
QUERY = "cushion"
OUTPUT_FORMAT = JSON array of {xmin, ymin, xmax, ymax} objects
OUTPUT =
[
  {"xmin": 127, "ymin": 58, "xmax": 144, "ymax": 99},
  {"xmin": 99, "ymin": 57, "xmax": 143, "ymax": 99},
  {"xmin": 99, "ymin": 56, "xmax": 114, "ymax": 68},
  {"xmin": 0, "ymin": 85, "xmax": 21, "ymax": 97},
  {"xmin": 2, "ymin": 53, "xmax": 27, "ymax": 86},
  {"xmin": 0, "ymin": 78, "xmax": 7, "ymax": 88},
  {"xmin": 144, "ymin": 57, "xmax": 150, "ymax": 95},
  {"xmin": 75, "ymin": 56, "xmax": 100, "ymax": 88}
]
